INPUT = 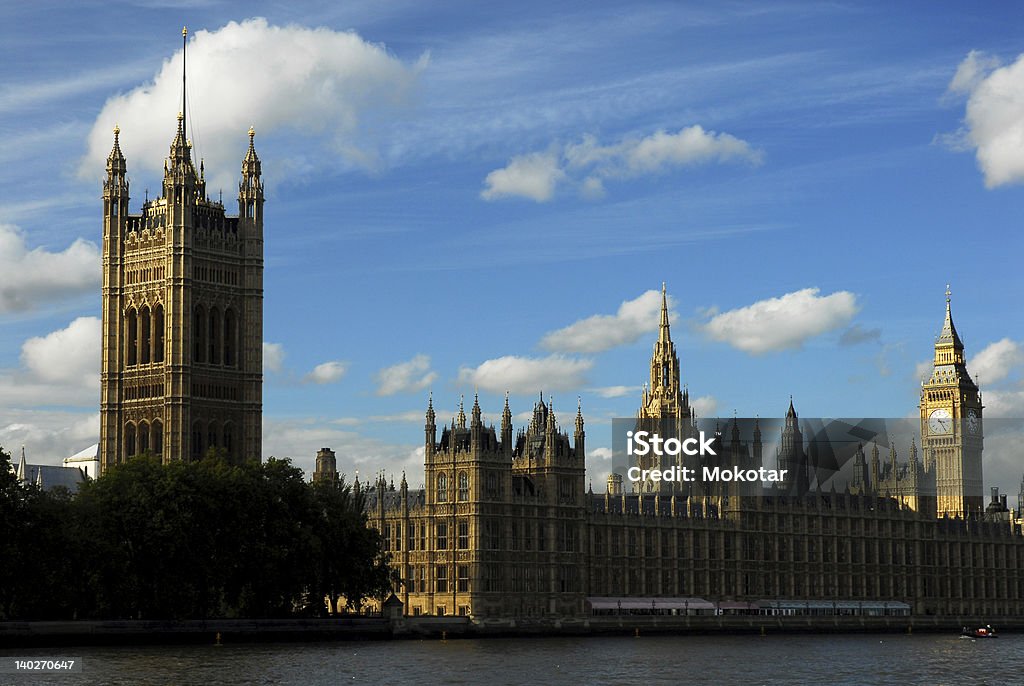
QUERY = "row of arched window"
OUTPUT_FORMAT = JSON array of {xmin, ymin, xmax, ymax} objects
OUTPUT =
[
  {"xmin": 125, "ymin": 305, "xmax": 164, "ymax": 365},
  {"xmin": 191, "ymin": 420, "xmax": 234, "ymax": 460},
  {"xmin": 124, "ymin": 419, "xmax": 163, "ymax": 458},
  {"xmin": 437, "ymin": 472, "xmax": 470, "ymax": 502},
  {"xmin": 193, "ymin": 305, "xmax": 237, "ymax": 366}
]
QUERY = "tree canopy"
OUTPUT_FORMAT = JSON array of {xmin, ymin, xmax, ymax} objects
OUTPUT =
[{"xmin": 0, "ymin": 447, "xmax": 393, "ymax": 620}]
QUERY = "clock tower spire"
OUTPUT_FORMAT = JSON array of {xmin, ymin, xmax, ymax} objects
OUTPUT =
[{"xmin": 920, "ymin": 286, "xmax": 983, "ymax": 519}]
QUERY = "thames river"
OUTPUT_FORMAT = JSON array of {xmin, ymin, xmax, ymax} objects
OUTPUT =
[{"xmin": 5, "ymin": 634, "xmax": 1019, "ymax": 685}]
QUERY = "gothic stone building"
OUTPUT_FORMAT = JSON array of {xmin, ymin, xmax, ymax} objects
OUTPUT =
[
  {"xmin": 99, "ymin": 96, "xmax": 264, "ymax": 471},
  {"xmin": 359, "ymin": 287, "xmax": 1023, "ymax": 620}
]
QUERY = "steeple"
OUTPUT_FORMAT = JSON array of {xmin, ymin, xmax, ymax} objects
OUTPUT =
[
  {"xmin": 242, "ymin": 126, "xmax": 262, "ymax": 179},
  {"xmin": 501, "ymin": 391, "xmax": 512, "ymax": 454},
  {"xmin": 937, "ymin": 285, "xmax": 964, "ymax": 350},
  {"xmin": 17, "ymin": 445, "xmax": 27, "ymax": 481},
  {"xmin": 931, "ymin": 285, "xmax": 969, "ymax": 371},
  {"xmin": 658, "ymin": 281, "xmax": 671, "ymax": 345},
  {"xmin": 457, "ymin": 394, "xmax": 466, "ymax": 430},
  {"xmin": 107, "ymin": 125, "xmax": 125, "ymax": 175},
  {"xmin": 425, "ymin": 392, "xmax": 437, "ymax": 455},
  {"xmin": 639, "ymin": 283, "xmax": 687, "ymax": 421},
  {"xmin": 471, "ymin": 391, "xmax": 482, "ymax": 427}
]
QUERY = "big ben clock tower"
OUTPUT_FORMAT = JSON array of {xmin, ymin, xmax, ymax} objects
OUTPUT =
[{"xmin": 920, "ymin": 287, "xmax": 983, "ymax": 518}]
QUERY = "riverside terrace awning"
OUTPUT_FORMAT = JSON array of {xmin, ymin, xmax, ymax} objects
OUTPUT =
[
  {"xmin": 758, "ymin": 600, "xmax": 911, "ymax": 616},
  {"xmin": 587, "ymin": 597, "xmax": 717, "ymax": 613}
]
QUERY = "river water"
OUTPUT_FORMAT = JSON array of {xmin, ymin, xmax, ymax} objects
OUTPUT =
[{"xmin": 4, "ymin": 633, "xmax": 1018, "ymax": 685}]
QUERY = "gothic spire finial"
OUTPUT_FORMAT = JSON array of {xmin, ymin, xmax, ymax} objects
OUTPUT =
[{"xmin": 659, "ymin": 282, "xmax": 671, "ymax": 342}]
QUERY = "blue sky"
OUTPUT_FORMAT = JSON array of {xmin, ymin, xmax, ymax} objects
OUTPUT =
[{"xmin": 2, "ymin": 1, "xmax": 1023, "ymax": 493}]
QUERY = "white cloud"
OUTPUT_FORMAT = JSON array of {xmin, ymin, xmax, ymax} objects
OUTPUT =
[
  {"xmin": 304, "ymin": 360, "xmax": 348, "ymax": 385},
  {"xmin": 457, "ymin": 355, "xmax": 593, "ymax": 393},
  {"xmin": 80, "ymin": 18, "xmax": 426, "ymax": 190},
  {"xmin": 261, "ymin": 415, "xmax": 423, "ymax": 483},
  {"xmin": 913, "ymin": 359, "xmax": 932, "ymax": 382},
  {"xmin": 944, "ymin": 51, "xmax": 1024, "ymax": 187},
  {"xmin": 0, "ymin": 224, "xmax": 99, "ymax": 313},
  {"xmin": 592, "ymin": 385, "xmax": 640, "ymax": 399},
  {"xmin": 983, "ymin": 390, "xmax": 1024, "ymax": 419},
  {"xmin": 480, "ymin": 150, "xmax": 564, "ymax": 201},
  {"xmin": 263, "ymin": 342, "xmax": 285, "ymax": 373},
  {"xmin": 375, "ymin": 354, "xmax": 437, "ymax": 396},
  {"xmin": 691, "ymin": 395, "xmax": 718, "ymax": 418},
  {"xmin": 482, "ymin": 125, "xmax": 762, "ymax": 202},
  {"xmin": 700, "ymin": 288, "xmax": 859, "ymax": 354},
  {"xmin": 21, "ymin": 317, "xmax": 101, "ymax": 389},
  {"xmin": 969, "ymin": 338, "xmax": 1022, "ymax": 385},
  {"xmin": 947, "ymin": 50, "xmax": 1003, "ymax": 97},
  {"xmin": 541, "ymin": 289, "xmax": 672, "ymax": 353},
  {"xmin": 0, "ymin": 410, "xmax": 99, "ymax": 465},
  {"xmin": 587, "ymin": 447, "xmax": 614, "ymax": 488}
]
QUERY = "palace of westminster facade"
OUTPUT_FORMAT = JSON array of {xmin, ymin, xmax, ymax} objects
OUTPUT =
[{"xmin": 97, "ymin": 83, "xmax": 1024, "ymax": 621}]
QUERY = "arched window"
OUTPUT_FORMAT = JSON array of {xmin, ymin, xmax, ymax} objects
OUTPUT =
[
  {"xmin": 223, "ymin": 309, "xmax": 236, "ymax": 367},
  {"xmin": 207, "ymin": 421, "xmax": 218, "ymax": 453},
  {"xmin": 223, "ymin": 423, "xmax": 234, "ymax": 460},
  {"xmin": 437, "ymin": 473, "xmax": 448, "ymax": 502},
  {"xmin": 140, "ymin": 305, "xmax": 151, "ymax": 364},
  {"xmin": 154, "ymin": 305, "xmax": 165, "ymax": 363},
  {"xmin": 126, "ymin": 308, "xmax": 138, "ymax": 366},
  {"xmin": 458, "ymin": 471, "xmax": 469, "ymax": 501},
  {"xmin": 208, "ymin": 308, "xmax": 220, "ymax": 365},
  {"xmin": 152, "ymin": 419, "xmax": 163, "ymax": 456},
  {"xmin": 125, "ymin": 422, "xmax": 136, "ymax": 458},
  {"xmin": 192, "ymin": 422, "xmax": 204, "ymax": 460},
  {"xmin": 193, "ymin": 305, "xmax": 206, "ymax": 363},
  {"xmin": 138, "ymin": 420, "xmax": 149, "ymax": 454}
]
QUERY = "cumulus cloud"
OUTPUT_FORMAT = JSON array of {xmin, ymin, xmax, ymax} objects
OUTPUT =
[
  {"xmin": 304, "ymin": 360, "xmax": 348, "ymax": 385},
  {"xmin": 80, "ymin": 18, "xmax": 426, "ymax": 189},
  {"xmin": 541, "ymin": 289, "xmax": 673, "ymax": 353},
  {"xmin": 0, "ymin": 224, "xmax": 99, "ymax": 313},
  {"xmin": 375, "ymin": 354, "xmax": 437, "ymax": 396},
  {"xmin": 700, "ymin": 288, "xmax": 859, "ymax": 354},
  {"xmin": 21, "ymin": 317, "xmax": 101, "ymax": 389},
  {"xmin": 457, "ymin": 355, "xmax": 593, "ymax": 393},
  {"xmin": 262, "ymin": 415, "xmax": 423, "ymax": 482},
  {"xmin": 968, "ymin": 338, "xmax": 1022, "ymax": 385},
  {"xmin": 0, "ymin": 410, "xmax": 99, "ymax": 465},
  {"xmin": 691, "ymin": 395, "xmax": 718, "ymax": 418},
  {"xmin": 263, "ymin": 342, "xmax": 285, "ymax": 373},
  {"xmin": 983, "ymin": 390, "xmax": 1024, "ymax": 419},
  {"xmin": 482, "ymin": 125, "xmax": 762, "ymax": 202},
  {"xmin": 592, "ymin": 385, "xmax": 640, "ymax": 399},
  {"xmin": 943, "ymin": 51, "xmax": 1024, "ymax": 187},
  {"xmin": 480, "ymin": 151, "xmax": 564, "ymax": 202}
]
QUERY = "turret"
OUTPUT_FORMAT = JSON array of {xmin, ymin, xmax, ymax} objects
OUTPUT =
[
  {"xmin": 425, "ymin": 392, "xmax": 436, "ymax": 457},
  {"xmin": 870, "ymin": 443, "xmax": 881, "ymax": 491},
  {"xmin": 501, "ymin": 391, "xmax": 512, "ymax": 455},
  {"xmin": 470, "ymin": 391, "xmax": 482, "ymax": 451},
  {"xmin": 574, "ymin": 396, "xmax": 585, "ymax": 458},
  {"xmin": 239, "ymin": 125, "xmax": 263, "ymax": 208}
]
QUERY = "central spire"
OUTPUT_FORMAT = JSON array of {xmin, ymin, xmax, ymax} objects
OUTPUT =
[
  {"xmin": 658, "ymin": 281, "xmax": 671, "ymax": 344},
  {"xmin": 181, "ymin": 26, "xmax": 188, "ymax": 142},
  {"xmin": 639, "ymin": 283, "xmax": 689, "ymax": 421}
]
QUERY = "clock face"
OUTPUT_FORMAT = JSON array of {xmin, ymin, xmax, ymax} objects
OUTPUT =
[
  {"xmin": 928, "ymin": 408, "xmax": 952, "ymax": 435},
  {"xmin": 967, "ymin": 409, "xmax": 979, "ymax": 434}
]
